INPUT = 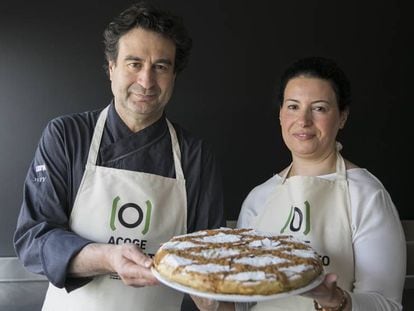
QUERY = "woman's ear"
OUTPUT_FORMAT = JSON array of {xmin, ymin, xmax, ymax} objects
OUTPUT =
[
  {"xmin": 339, "ymin": 108, "xmax": 349, "ymax": 129},
  {"xmin": 278, "ymin": 105, "xmax": 282, "ymax": 124}
]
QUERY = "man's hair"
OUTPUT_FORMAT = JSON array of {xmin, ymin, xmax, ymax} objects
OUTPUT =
[
  {"xmin": 103, "ymin": 1, "xmax": 192, "ymax": 74},
  {"xmin": 278, "ymin": 57, "xmax": 351, "ymax": 112}
]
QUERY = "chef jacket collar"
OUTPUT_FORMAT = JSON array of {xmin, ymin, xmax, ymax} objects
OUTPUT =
[{"xmin": 99, "ymin": 101, "xmax": 169, "ymax": 164}]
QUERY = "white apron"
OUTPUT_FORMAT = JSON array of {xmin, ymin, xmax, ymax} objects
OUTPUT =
[
  {"xmin": 251, "ymin": 152, "xmax": 354, "ymax": 311},
  {"xmin": 42, "ymin": 106, "xmax": 187, "ymax": 311}
]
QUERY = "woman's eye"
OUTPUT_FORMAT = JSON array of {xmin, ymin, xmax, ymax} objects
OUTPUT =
[
  {"xmin": 313, "ymin": 106, "xmax": 327, "ymax": 112},
  {"xmin": 287, "ymin": 104, "xmax": 298, "ymax": 110}
]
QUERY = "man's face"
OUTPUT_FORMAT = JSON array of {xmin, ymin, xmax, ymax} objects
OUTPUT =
[{"xmin": 109, "ymin": 27, "xmax": 176, "ymax": 122}]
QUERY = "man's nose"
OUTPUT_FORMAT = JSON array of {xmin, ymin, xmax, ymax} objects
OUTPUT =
[{"xmin": 137, "ymin": 67, "xmax": 155, "ymax": 90}]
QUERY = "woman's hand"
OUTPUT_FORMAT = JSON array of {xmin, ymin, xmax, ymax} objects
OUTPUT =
[
  {"xmin": 302, "ymin": 273, "xmax": 351, "ymax": 310},
  {"xmin": 190, "ymin": 295, "xmax": 219, "ymax": 311}
]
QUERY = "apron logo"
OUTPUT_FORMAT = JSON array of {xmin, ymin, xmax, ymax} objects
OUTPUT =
[
  {"xmin": 109, "ymin": 196, "xmax": 152, "ymax": 234},
  {"xmin": 280, "ymin": 201, "xmax": 311, "ymax": 235}
]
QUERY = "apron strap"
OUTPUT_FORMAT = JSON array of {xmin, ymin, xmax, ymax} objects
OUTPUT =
[
  {"xmin": 85, "ymin": 106, "xmax": 185, "ymax": 181},
  {"xmin": 335, "ymin": 151, "xmax": 347, "ymax": 181},
  {"xmin": 281, "ymin": 150, "xmax": 347, "ymax": 183},
  {"xmin": 280, "ymin": 163, "xmax": 293, "ymax": 183},
  {"xmin": 86, "ymin": 105, "xmax": 109, "ymax": 165},
  {"xmin": 166, "ymin": 119, "xmax": 185, "ymax": 180}
]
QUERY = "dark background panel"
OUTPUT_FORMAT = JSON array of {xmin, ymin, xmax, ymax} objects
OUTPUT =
[{"xmin": 1, "ymin": 0, "xmax": 413, "ymax": 256}]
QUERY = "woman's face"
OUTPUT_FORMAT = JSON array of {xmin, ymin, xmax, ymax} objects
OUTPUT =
[{"xmin": 279, "ymin": 76, "xmax": 348, "ymax": 161}]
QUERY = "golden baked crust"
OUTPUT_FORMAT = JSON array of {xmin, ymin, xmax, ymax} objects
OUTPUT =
[{"xmin": 154, "ymin": 228, "xmax": 323, "ymax": 295}]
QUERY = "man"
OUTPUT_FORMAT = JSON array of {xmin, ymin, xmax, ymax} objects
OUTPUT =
[{"xmin": 14, "ymin": 2, "xmax": 224, "ymax": 310}]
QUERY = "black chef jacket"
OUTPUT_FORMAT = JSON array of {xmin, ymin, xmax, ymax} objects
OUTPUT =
[{"xmin": 14, "ymin": 103, "xmax": 225, "ymax": 290}]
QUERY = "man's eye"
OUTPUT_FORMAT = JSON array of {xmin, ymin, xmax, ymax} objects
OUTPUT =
[
  {"xmin": 128, "ymin": 63, "xmax": 141, "ymax": 69},
  {"xmin": 154, "ymin": 64, "xmax": 168, "ymax": 71}
]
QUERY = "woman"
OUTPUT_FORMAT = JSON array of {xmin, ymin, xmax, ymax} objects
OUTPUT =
[{"xmin": 193, "ymin": 57, "xmax": 406, "ymax": 311}]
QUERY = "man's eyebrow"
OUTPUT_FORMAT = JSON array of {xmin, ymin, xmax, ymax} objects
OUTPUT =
[
  {"xmin": 155, "ymin": 58, "xmax": 173, "ymax": 65},
  {"xmin": 124, "ymin": 55, "xmax": 142, "ymax": 62},
  {"xmin": 124, "ymin": 55, "xmax": 173, "ymax": 65}
]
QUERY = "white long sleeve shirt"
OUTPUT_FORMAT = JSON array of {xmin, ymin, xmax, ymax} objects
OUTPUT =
[{"xmin": 237, "ymin": 168, "xmax": 406, "ymax": 310}]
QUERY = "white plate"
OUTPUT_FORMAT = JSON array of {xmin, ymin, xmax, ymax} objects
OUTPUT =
[{"xmin": 151, "ymin": 268, "xmax": 325, "ymax": 302}]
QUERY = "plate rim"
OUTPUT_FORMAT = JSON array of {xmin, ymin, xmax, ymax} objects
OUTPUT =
[{"xmin": 151, "ymin": 267, "xmax": 325, "ymax": 302}]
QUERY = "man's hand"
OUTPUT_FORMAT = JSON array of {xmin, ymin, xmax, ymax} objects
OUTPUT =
[
  {"xmin": 108, "ymin": 243, "xmax": 158, "ymax": 287},
  {"xmin": 69, "ymin": 243, "xmax": 159, "ymax": 287}
]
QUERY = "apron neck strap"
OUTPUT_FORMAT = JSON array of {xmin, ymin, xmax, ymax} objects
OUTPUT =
[
  {"xmin": 166, "ymin": 119, "xmax": 184, "ymax": 180},
  {"xmin": 86, "ymin": 105, "xmax": 109, "ymax": 165},
  {"xmin": 86, "ymin": 106, "xmax": 185, "ymax": 180},
  {"xmin": 335, "ymin": 151, "xmax": 347, "ymax": 181},
  {"xmin": 280, "ymin": 164, "xmax": 292, "ymax": 183},
  {"xmin": 281, "ymin": 152, "xmax": 347, "ymax": 183}
]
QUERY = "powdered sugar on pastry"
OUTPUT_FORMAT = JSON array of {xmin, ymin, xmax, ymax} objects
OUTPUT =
[{"xmin": 154, "ymin": 228, "xmax": 323, "ymax": 295}]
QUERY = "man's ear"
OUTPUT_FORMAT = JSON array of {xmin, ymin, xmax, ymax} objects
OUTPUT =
[{"xmin": 108, "ymin": 61, "xmax": 116, "ymax": 81}]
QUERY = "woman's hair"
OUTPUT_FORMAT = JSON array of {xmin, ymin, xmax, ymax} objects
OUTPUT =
[
  {"xmin": 103, "ymin": 1, "xmax": 192, "ymax": 75},
  {"xmin": 278, "ymin": 57, "xmax": 351, "ymax": 112}
]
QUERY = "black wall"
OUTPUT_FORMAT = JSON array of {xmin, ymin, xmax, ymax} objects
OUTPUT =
[{"xmin": 1, "ymin": 0, "xmax": 413, "ymax": 256}]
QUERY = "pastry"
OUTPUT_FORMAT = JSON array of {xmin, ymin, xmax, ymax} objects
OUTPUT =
[{"xmin": 153, "ymin": 228, "xmax": 323, "ymax": 295}]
